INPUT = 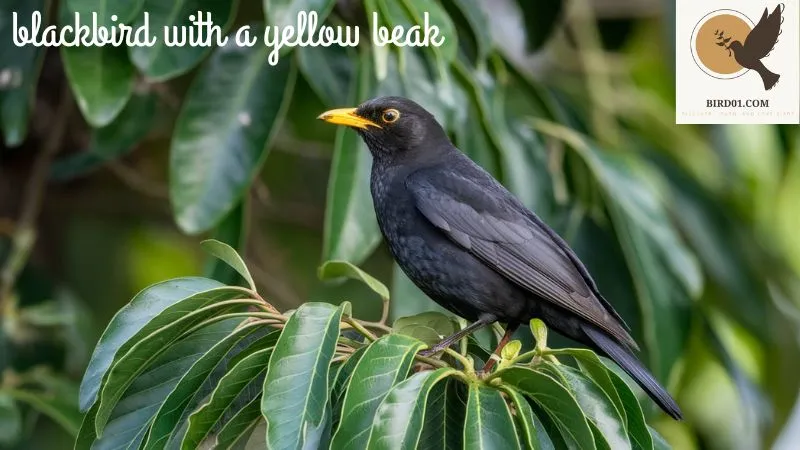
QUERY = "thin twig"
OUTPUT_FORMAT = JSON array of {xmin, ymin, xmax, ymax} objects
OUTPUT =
[
  {"xmin": 0, "ymin": 84, "xmax": 71, "ymax": 309},
  {"xmin": 106, "ymin": 160, "xmax": 169, "ymax": 199}
]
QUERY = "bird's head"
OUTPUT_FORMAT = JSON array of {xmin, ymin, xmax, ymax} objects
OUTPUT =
[
  {"xmin": 729, "ymin": 40, "xmax": 744, "ymax": 52},
  {"xmin": 317, "ymin": 96, "xmax": 450, "ymax": 162}
]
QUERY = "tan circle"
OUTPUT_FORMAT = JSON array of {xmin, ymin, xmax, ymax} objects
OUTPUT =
[{"xmin": 695, "ymin": 14, "xmax": 752, "ymax": 74}]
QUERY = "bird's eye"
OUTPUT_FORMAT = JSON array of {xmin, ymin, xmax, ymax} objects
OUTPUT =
[{"xmin": 381, "ymin": 109, "xmax": 400, "ymax": 123}]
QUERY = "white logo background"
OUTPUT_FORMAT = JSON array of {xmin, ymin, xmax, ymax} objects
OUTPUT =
[{"xmin": 676, "ymin": 0, "xmax": 799, "ymax": 124}]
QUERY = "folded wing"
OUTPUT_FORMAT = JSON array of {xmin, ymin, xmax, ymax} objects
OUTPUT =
[
  {"xmin": 744, "ymin": 6, "xmax": 783, "ymax": 59},
  {"xmin": 406, "ymin": 168, "xmax": 637, "ymax": 350}
]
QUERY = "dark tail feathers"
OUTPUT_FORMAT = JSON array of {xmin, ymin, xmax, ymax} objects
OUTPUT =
[{"xmin": 584, "ymin": 326, "xmax": 683, "ymax": 420}]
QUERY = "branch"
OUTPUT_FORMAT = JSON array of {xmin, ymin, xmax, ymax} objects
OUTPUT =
[{"xmin": 0, "ymin": 84, "xmax": 71, "ymax": 309}]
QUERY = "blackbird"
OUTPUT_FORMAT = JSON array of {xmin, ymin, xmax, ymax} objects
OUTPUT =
[{"xmin": 319, "ymin": 96, "xmax": 683, "ymax": 420}]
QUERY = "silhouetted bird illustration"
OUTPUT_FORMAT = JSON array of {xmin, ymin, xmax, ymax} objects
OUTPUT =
[
  {"xmin": 725, "ymin": 4, "xmax": 784, "ymax": 90},
  {"xmin": 319, "ymin": 96, "xmax": 684, "ymax": 420}
]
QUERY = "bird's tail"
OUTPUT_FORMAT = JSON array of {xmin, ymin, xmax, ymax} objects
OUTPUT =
[
  {"xmin": 756, "ymin": 64, "xmax": 780, "ymax": 90},
  {"xmin": 584, "ymin": 326, "xmax": 683, "ymax": 420}
]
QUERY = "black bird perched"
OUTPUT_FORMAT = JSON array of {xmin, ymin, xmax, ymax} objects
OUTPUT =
[
  {"xmin": 318, "ymin": 97, "xmax": 683, "ymax": 420},
  {"xmin": 724, "ymin": 4, "xmax": 783, "ymax": 90}
]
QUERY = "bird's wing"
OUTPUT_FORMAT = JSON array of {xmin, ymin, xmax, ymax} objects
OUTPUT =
[
  {"xmin": 744, "ymin": 6, "xmax": 782, "ymax": 59},
  {"xmin": 406, "ymin": 168, "xmax": 637, "ymax": 349}
]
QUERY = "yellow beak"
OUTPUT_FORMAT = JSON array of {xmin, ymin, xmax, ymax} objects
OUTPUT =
[{"xmin": 317, "ymin": 108, "xmax": 381, "ymax": 130}]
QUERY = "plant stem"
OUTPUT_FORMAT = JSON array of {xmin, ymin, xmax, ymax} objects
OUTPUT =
[
  {"xmin": 444, "ymin": 348, "xmax": 474, "ymax": 374},
  {"xmin": 344, "ymin": 317, "xmax": 379, "ymax": 342}
]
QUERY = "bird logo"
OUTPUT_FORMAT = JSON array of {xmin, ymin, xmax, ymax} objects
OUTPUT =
[{"xmin": 690, "ymin": 4, "xmax": 784, "ymax": 90}]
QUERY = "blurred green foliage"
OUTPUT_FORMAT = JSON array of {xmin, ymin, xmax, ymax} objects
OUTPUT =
[{"xmin": 1, "ymin": 0, "xmax": 799, "ymax": 448}]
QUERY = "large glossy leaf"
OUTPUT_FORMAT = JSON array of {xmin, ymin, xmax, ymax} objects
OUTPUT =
[
  {"xmin": 129, "ymin": 0, "xmax": 237, "ymax": 80},
  {"xmin": 79, "ymin": 277, "xmax": 231, "ymax": 411},
  {"xmin": 500, "ymin": 367, "xmax": 596, "ymax": 450},
  {"xmin": 498, "ymin": 386, "xmax": 542, "ymax": 449},
  {"xmin": 417, "ymin": 378, "xmax": 468, "ymax": 450},
  {"xmin": 551, "ymin": 365, "xmax": 631, "ymax": 450},
  {"xmin": 261, "ymin": 302, "xmax": 347, "ymax": 450},
  {"xmin": 0, "ymin": 0, "xmax": 46, "ymax": 146},
  {"xmin": 366, "ymin": 368, "xmax": 457, "ymax": 449},
  {"xmin": 182, "ymin": 347, "xmax": 274, "ymax": 449},
  {"xmin": 214, "ymin": 397, "xmax": 263, "ymax": 449},
  {"xmin": 170, "ymin": 34, "xmax": 296, "ymax": 234},
  {"xmin": 59, "ymin": 0, "xmax": 134, "ymax": 127},
  {"xmin": 463, "ymin": 384, "xmax": 521, "ymax": 449},
  {"xmin": 50, "ymin": 92, "xmax": 157, "ymax": 181},
  {"xmin": 76, "ymin": 319, "xmax": 240, "ymax": 450},
  {"xmin": 331, "ymin": 334, "xmax": 425, "ymax": 449},
  {"xmin": 264, "ymin": 0, "xmax": 337, "ymax": 29},
  {"xmin": 330, "ymin": 347, "xmax": 368, "ymax": 430},
  {"xmin": 322, "ymin": 54, "xmax": 381, "ymax": 263},
  {"xmin": 318, "ymin": 260, "xmax": 389, "ymax": 300},
  {"xmin": 203, "ymin": 201, "xmax": 250, "ymax": 287},
  {"xmin": 93, "ymin": 289, "xmax": 254, "ymax": 435},
  {"xmin": 297, "ymin": 46, "xmax": 355, "ymax": 107},
  {"xmin": 142, "ymin": 324, "xmax": 271, "ymax": 450}
]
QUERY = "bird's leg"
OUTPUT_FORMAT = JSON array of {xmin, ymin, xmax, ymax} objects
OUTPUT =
[
  {"xmin": 419, "ymin": 316, "xmax": 494, "ymax": 357},
  {"xmin": 481, "ymin": 323, "xmax": 521, "ymax": 373}
]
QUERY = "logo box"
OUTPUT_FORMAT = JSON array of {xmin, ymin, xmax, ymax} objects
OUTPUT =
[{"xmin": 676, "ymin": 1, "xmax": 799, "ymax": 124}]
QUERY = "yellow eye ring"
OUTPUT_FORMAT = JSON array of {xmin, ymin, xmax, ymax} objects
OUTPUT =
[{"xmin": 382, "ymin": 109, "xmax": 400, "ymax": 123}]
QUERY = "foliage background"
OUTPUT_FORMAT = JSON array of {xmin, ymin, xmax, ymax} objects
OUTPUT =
[{"xmin": 1, "ymin": 0, "xmax": 799, "ymax": 448}]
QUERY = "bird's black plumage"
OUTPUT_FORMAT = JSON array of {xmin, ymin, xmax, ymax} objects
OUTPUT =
[{"xmin": 318, "ymin": 96, "xmax": 683, "ymax": 420}]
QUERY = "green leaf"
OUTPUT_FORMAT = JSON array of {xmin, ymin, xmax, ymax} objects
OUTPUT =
[
  {"xmin": 142, "ymin": 325, "xmax": 272, "ymax": 450},
  {"xmin": 548, "ymin": 349, "xmax": 625, "ymax": 426},
  {"xmin": 182, "ymin": 347, "xmax": 274, "ymax": 449},
  {"xmin": 0, "ymin": 0, "xmax": 47, "ymax": 147},
  {"xmin": 608, "ymin": 369, "xmax": 654, "ymax": 450},
  {"xmin": 0, "ymin": 393, "xmax": 21, "ymax": 446},
  {"xmin": 93, "ymin": 287, "xmax": 256, "ymax": 434},
  {"xmin": 79, "ymin": 277, "xmax": 230, "ymax": 411},
  {"xmin": 463, "ymin": 384, "xmax": 521, "ymax": 449},
  {"xmin": 323, "ymin": 53, "xmax": 381, "ymax": 263},
  {"xmin": 331, "ymin": 334, "xmax": 425, "ymax": 449},
  {"xmin": 393, "ymin": 312, "xmax": 458, "ymax": 347},
  {"xmin": 398, "ymin": 0, "xmax": 458, "ymax": 62},
  {"xmin": 497, "ymin": 386, "xmax": 543, "ymax": 449},
  {"xmin": 500, "ymin": 367, "xmax": 596, "ymax": 450},
  {"xmin": 330, "ymin": 347, "xmax": 368, "ymax": 430},
  {"xmin": 77, "ymin": 319, "xmax": 241, "ymax": 450},
  {"xmin": 318, "ymin": 260, "xmax": 390, "ymax": 300},
  {"xmin": 59, "ymin": 35, "xmax": 134, "ymax": 127},
  {"xmin": 214, "ymin": 397, "xmax": 263, "ymax": 449},
  {"xmin": 365, "ymin": 368, "xmax": 457, "ymax": 449},
  {"xmin": 129, "ymin": 0, "xmax": 237, "ymax": 80},
  {"xmin": 4, "ymin": 372, "xmax": 82, "ymax": 437},
  {"xmin": 203, "ymin": 200, "xmax": 250, "ymax": 286},
  {"xmin": 200, "ymin": 239, "xmax": 256, "ymax": 291},
  {"xmin": 554, "ymin": 366, "xmax": 631, "ymax": 450},
  {"xmin": 449, "ymin": 0, "xmax": 492, "ymax": 63},
  {"xmin": 262, "ymin": 302, "xmax": 346, "ymax": 450},
  {"xmin": 170, "ymin": 34, "xmax": 296, "ymax": 234},
  {"xmin": 296, "ymin": 42, "xmax": 355, "ymax": 107},
  {"xmin": 264, "ymin": 0, "xmax": 337, "ymax": 29},
  {"xmin": 418, "ymin": 378, "xmax": 467, "ymax": 450},
  {"xmin": 50, "ymin": 92, "xmax": 157, "ymax": 181}
]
